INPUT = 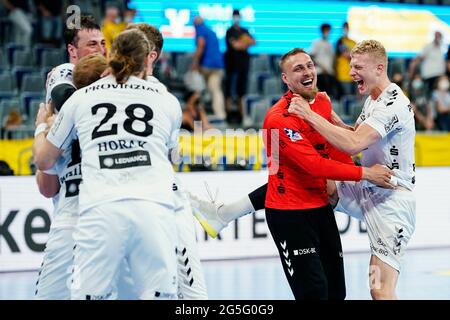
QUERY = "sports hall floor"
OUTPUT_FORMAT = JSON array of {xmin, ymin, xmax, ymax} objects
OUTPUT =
[{"xmin": 1, "ymin": 248, "xmax": 449, "ymax": 300}]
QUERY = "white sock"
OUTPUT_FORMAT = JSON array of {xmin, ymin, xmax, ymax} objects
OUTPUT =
[{"xmin": 218, "ymin": 196, "xmax": 256, "ymax": 224}]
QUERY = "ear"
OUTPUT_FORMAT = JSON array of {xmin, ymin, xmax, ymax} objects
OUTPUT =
[
  {"xmin": 376, "ymin": 62, "xmax": 385, "ymax": 75},
  {"xmin": 67, "ymin": 44, "xmax": 77, "ymax": 61},
  {"xmin": 149, "ymin": 51, "xmax": 158, "ymax": 65},
  {"xmin": 281, "ymin": 72, "xmax": 288, "ymax": 85}
]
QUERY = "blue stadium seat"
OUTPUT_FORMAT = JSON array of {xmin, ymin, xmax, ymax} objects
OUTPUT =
[
  {"xmin": 0, "ymin": 50, "xmax": 9, "ymax": 73},
  {"xmin": 33, "ymin": 43, "xmax": 54, "ymax": 66},
  {"xmin": 26, "ymin": 99, "xmax": 42, "ymax": 124},
  {"xmin": 12, "ymin": 50, "xmax": 34, "ymax": 67},
  {"xmin": 262, "ymin": 77, "xmax": 282, "ymax": 96},
  {"xmin": 41, "ymin": 49, "xmax": 64, "ymax": 69},
  {"xmin": 21, "ymin": 73, "xmax": 45, "ymax": 93},
  {"xmin": 5, "ymin": 43, "xmax": 25, "ymax": 65},
  {"xmin": 250, "ymin": 55, "xmax": 271, "ymax": 73},
  {"xmin": 20, "ymin": 92, "xmax": 44, "ymax": 117},
  {"xmin": 11, "ymin": 66, "xmax": 34, "ymax": 90},
  {"xmin": 0, "ymin": 72, "xmax": 16, "ymax": 93}
]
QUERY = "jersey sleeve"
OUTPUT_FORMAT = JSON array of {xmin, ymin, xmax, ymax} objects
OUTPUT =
[
  {"xmin": 363, "ymin": 102, "xmax": 402, "ymax": 138},
  {"xmin": 46, "ymin": 93, "xmax": 77, "ymax": 150},
  {"xmin": 45, "ymin": 65, "xmax": 75, "ymax": 104},
  {"xmin": 267, "ymin": 115, "xmax": 362, "ymax": 181}
]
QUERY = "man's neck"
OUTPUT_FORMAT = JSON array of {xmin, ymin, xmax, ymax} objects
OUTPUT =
[{"xmin": 370, "ymin": 77, "xmax": 392, "ymax": 100}]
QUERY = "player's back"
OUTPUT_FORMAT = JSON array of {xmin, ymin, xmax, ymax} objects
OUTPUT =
[{"xmin": 62, "ymin": 75, "xmax": 181, "ymax": 212}]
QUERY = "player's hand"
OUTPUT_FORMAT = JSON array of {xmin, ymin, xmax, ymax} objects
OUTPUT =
[
  {"xmin": 327, "ymin": 180, "xmax": 339, "ymax": 207},
  {"xmin": 288, "ymin": 95, "xmax": 313, "ymax": 120},
  {"xmin": 46, "ymin": 114, "xmax": 56, "ymax": 128},
  {"xmin": 361, "ymin": 164, "xmax": 395, "ymax": 189},
  {"xmin": 35, "ymin": 103, "xmax": 50, "ymax": 127}
]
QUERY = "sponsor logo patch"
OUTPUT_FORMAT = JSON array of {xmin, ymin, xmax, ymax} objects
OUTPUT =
[
  {"xmin": 99, "ymin": 150, "xmax": 151, "ymax": 169},
  {"xmin": 384, "ymin": 115, "xmax": 399, "ymax": 133},
  {"xmin": 283, "ymin": 128, "xmax": 303, "ymax": 142}
]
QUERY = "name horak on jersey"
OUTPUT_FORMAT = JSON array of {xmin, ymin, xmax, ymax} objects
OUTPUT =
[
  {"xmin": 84, "ymin": 82, "xmax": 161, "ymax": 94},
  {"xmin": 97, "ymin": 139, "xmax": 147, "ymax": 152}
]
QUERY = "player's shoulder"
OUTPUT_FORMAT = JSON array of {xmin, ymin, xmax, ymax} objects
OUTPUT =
[
  {"xmin": 50, "ymin": 63, "xmax": 75, "ymax": 80},
  {"xmin": 47, "ymin": 63, "xmax": 75, "ymax": 88},
  {"xmin": 146, "ymin": 75, "xmax": 167, "ymax": 90},
  {"xmin": 384, "ymin": 84, "xmax": 411, "ymax": 111},
  {"xmin": 164, "ymin": 90, "xmax": 181, "ymax": 107},
  {"xmin": 264, "ymin": 105, "xmax": 299, "ymax": 128},
  {"xmin": 317, "ymin": 91, "xmax": 331, "ymax": 102}
]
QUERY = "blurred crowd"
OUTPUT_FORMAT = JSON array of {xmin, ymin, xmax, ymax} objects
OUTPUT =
[{"xmin": 1, "ymin": 0, "xmax": 450, "ymax": 143}]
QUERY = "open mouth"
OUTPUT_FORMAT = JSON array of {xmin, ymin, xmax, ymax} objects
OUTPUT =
[
  {"xmin": 302, "ymin": 79, "xmax": 313, "ymax": 88},
  {"xmin": 355, "ymin": 79, "xmax": 365, "ymax": 91}
]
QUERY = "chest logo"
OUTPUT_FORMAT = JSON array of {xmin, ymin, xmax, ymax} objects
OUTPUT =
[{"xmin": 284, "ymin": 128, "xmax": 303, "ymax": 142}]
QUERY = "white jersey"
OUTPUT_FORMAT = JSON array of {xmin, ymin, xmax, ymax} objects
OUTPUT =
[
  {"xmin": 45, "ymin": 63, "xmax": 75, "ymax": 104},
  {"xmin": 356, "ymin": 83, "xmax": 416, "ymax": 190},
  {"xmin": 44, "ymin": 63, "xmax": 80, "ymax": 228},
  {"xmin": 147, "ymin": 75, "xmax": 168, "ymax": 93},
  {"xmin": 47, "ymin": 75, "xmax": 182, "ymax": 213}
]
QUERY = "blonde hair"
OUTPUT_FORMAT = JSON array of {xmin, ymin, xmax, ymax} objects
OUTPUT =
[
  {"xmin": 73, "ymin": 53, "xmax": 108, "ymax": 88},
  {"xmin": 351, "ymin": 40, "xmax": 388, "ymax": 67},
  {"xmin": 109, "ymin": 29, "xmax": 150, "ymax": 84}
]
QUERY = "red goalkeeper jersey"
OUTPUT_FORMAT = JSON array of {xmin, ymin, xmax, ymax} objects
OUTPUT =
[{"xmin": 263, "ymin": 91, "xmax": 362, "ymax": 210}]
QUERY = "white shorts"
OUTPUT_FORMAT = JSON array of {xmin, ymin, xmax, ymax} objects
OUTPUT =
[
  {"xmin": 35, "ymin": 227, "xmax": 140, "ymax": 300},
  {"xmin": 35, "ymin": 227, "xmax": 74, "ymax": 299},
  {"xmin": 71, "ymin": 199, "xmax": 178, "ymax": 300},
  {"xmin": 173, "ymin": 187, "xmax": 208, "ymax": 299},
  {"xmin": 336, "ymin": 181, "xmax": 416, "ymax": 272}
]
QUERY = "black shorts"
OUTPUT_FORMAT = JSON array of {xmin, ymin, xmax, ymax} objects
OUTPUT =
[{"xmin": 265, "ymin": 205, "xmax": 346, "ymax": 300}]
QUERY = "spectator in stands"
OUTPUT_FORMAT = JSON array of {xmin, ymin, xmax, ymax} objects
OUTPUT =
[
  {"xmin": 392, "ymin": 71, "xmax": 406, "ymax": 94},
  {"xmin": 431, "ymin": 75, "xmax": 450, "ymax": 131},
  {"xmin": 224, "ymin": 9, "xmax": 256, "ymax": 124},
  {"xmin": 192, "ymin": 16, "xmax": 226, "ymax": 121},
  {"xmin": 335, "ymin": 22, "xmax": 356, "ymax": 99},
  {"xmin": 35, "ymin": 0, "xmax": 63, "ymax": 46},
  {"xmin": 409, "ymin": 74, "xmax": 434, "ymax": 131},
  {"xmin": 3, "ymin": 109, "xmax": 23, "ymax": 139},
  {"xmin": 409, "ymin": 31, "xmax": 446, "ymax": 98},
  {"xmin": 181, "ymin": 90, "xmax": 213, "ymax": 132},
  {"xmin": 310, "ymin": 23, "xmax": 338, "ymax": 99},
  {"xmin": 101, "ymin": 4, "xmax": 127, "ymax": 52},
  {"xmin": 2, "ymin": 0, "xmax": 32, "ymax": 46}
]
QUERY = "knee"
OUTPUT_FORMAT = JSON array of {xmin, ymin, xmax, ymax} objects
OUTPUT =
[{"xmin": 370, "ymin": 288, "xmax": 396, "ymax": 300}]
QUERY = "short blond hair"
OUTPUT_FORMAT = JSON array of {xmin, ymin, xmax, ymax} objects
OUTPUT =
[
  {"xmin": 351, "ymin": 40, "xmax": 388, "ymax": 67},
  {"xmin": 73, "ymin": 53, "xmax": 108, "ymax": 88}
]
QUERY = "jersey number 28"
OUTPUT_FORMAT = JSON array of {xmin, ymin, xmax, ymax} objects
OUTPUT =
[{"xmin": 91, "ymin": 103, "xmax": 153, "ymax": 139}]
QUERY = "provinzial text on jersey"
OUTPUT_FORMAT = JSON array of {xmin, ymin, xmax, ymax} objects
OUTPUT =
[{"xmin": 84, "ymin": 83, "xmax": 161, "ymax": 94}]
